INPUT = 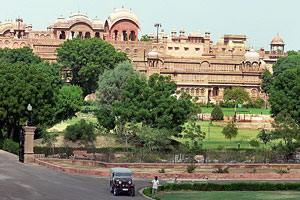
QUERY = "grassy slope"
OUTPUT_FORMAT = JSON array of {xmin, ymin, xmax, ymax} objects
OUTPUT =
[{"xmin": 158, "ymin": 191, "xmax": 300, "ymax": 200}]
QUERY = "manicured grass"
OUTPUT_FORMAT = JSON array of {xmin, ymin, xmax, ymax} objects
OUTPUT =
[
  {"xmin": 158, "ymin": 191, "xmax": 300, "ymax": 200},
  {"xmin": 200, "ymin": 107, "xmax": 271, "ymax": 116},
  {"xmin": 181, "ymin": 121, "xmax": 262, "ymax": 149}
]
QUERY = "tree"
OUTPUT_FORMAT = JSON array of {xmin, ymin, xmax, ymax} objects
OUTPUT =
[
  {"xmin": 55, "ymin": 85, "xmax": 83, "ymax": 124},
  {"xmin": 211, "ymin": 105, "xmax": 224, "ymax": 121},
  {"xmin": 287, "ymin": 50, "xmax": 300, "ymax": 56},
  {"xmin": 268, "ymin": 68, "xmax": 300, "ymax": 123},
  {"xmin": 270, "ymin": 111, "xmax": 300, "ymax": 161},
  {"xmin": 261, "ymin": 70, "xmax": 273, "ymax": 95},
  {"xmin": 0, "ymin": 46, "xmax": 42, "ymax": 65},
  {"xmin": 0, "ymin": 62, "xmax": 60, "ymax": 139},
  {"xmin": 56, "ymin": 37, "xmax": 128, "ymax": 96},
  {"xmin": 257, "ymin": 129, "xmax": 271, "ymax": 163},
  {"xmin": 0, "ymin": 49, "xmax": 82, "ymax": 141},
  {"xmin": 223, "ymin": 87, "xmax": 250, "ymax": 121},
  {"xmin": 272, "ymin": 54, "xmax": 300, "ymax": 76},
  {"xmin": 96, "ymin": 61, "xmax": 138, "ymax": 110},
  {"xmin": 139, "ymin": 35, "xmax": 151, "ymax": 42},
  {"xmin": 223, "ymin": 87, "xmax": 251, "ymax": 106},
  {"xmin": 137, "ymin": 126, "xmax": 173, "ymax": 151},
  {"xmin": 183, "ymin": 121, "xmax": 206, "ymax": 147},
  {"xmin": 113, "ymin": 74, "xmax": 193, "ymax": 134},
  {"xmin": 222, "ymin": 122, "xmax": 238, "ymax": 142}
]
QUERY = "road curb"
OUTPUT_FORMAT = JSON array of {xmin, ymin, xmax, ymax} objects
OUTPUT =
[
  {"xmin": 139, "ymin": 187, "xmax": 155, "ymax": 200},
  {"xmin": 0, "ymin": 150, "xmax": 19, "ymax": 159}
]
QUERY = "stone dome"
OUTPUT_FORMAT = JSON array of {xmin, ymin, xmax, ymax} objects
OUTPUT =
[
  {"xmin": 244, "ymin": 49, "xmax": 260, "ymax": 60},
  {"xmin": 106, "ymin": 8, "xmax": 141, "ymax": 29},
  {"xmin": 271, "ymin": 34, "xmax": 284, "ymax": 45},
  {"xmin": 148, "ymin": 50, "xmax": 159, "ymax": 57},
  {"xmin": 92, "ymin": 17, "xmax": 103, "ymax": 25},
  {"xmin": 69, "ymin": 13, "xmax": 90, "ymax": 21},
  {"xmin": 54, "ymin": 16, "xmax": 66, "ymax": 24}
]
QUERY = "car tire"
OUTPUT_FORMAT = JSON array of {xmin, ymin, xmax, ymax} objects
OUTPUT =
[
  {"xmin": 113, "ymin": 188, "xmax": 118, "ymax": 196},
  {"xmin": 110, "ymin": 185, "xmax": 113, "ymax": 193}
]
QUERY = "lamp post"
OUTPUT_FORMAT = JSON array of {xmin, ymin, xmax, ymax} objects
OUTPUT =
[
  {"xmin": 27, "ymin": 104, "xmax": 32, "ymax": 126},
  {"xmin": 154, "ymin": 23, "xmax": 161, "ymax": 43}
]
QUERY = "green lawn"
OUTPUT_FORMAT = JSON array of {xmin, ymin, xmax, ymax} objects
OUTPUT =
[
  {"xmin": 181, "ymin": 121, "xmax": 262, "ymax": 149},
  {"xmin": 48, "ymin": 112, "xmax": 271, "ymax": 149},
  {"xmin": 200, "ymin": 107, "xmax": 271, "ymax": 116},
  {"xmin": 158, "ymin": 191, "xmax": 300, "ymax": 200}
]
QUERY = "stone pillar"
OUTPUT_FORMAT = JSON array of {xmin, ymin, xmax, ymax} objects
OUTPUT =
[{"xmin": 23, "ymin": 126, "xmax": 37, "ymax": 163}]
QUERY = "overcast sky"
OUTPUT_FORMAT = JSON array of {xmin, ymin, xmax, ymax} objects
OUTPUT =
[{"xmin": 0, "ymin": 0, "xmax": 299, "ymax": 50}]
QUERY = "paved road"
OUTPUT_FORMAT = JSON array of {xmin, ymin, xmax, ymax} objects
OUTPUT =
[
  {"xmin": 2, "ymin": 151, "xmax": 300, "ymax": 200},
  {"xmin": 0, "ymin": 150, "xmax": 150, "ymax": 200}
]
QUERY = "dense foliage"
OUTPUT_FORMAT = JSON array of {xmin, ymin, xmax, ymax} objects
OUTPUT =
[
  {"xmin": 56, "ymin": 37, "xmax": 128, "ymax": 96},
  {"xmin": 0, "ymin": 47, "xmax": 83, "ymax": 140},
  {"xmin": 223, "ymin": 87, "xmax": 251, "ymax": 106},
  {"xmin": 64, "ymin": 119, "xmax": 96, "ymax": 144},
  {"xmin": 113, "ymin": 74, "xmax": 193, "ymax": 134},
  {"xmin": 211, "ymin": 105, "xmax": 224, "ymax": 120},
  {"xmin": 222, "ymin": 122, "xmax": 238, "ymax": 142},
  {"xmin": 272, "ymin": 52, "xmax": 300, "ymax": 76},
  {"xmin": 269, "ymin": 68, "xmax": 300, "ymax": 123}
]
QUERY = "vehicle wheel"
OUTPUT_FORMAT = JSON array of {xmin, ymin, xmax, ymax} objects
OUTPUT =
[
  {"xmin": 110, "ymin": 185, "xmax": 113, "ymax": 193},
  {"xmin": 131, "ymin": 188, "xmax": 135, "ymax": 196},
  {"xmin": 113, "ymin": 188, "xmax": 118, "ymax": 196}
]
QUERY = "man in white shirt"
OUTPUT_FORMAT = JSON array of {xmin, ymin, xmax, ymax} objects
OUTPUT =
[{"xmin": 152, "ymin": 176, "xmax": 159, "ymax": 195}]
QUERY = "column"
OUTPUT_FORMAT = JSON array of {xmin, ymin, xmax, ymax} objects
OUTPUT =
[{"xmin": 23, "ymin": 126, "xmax": 37, "ymax": 163}]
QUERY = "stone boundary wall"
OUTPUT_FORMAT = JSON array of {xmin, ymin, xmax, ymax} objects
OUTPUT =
[{"xmin": 34, "ymin": 158, "xmax": 300, "ymax": 180}]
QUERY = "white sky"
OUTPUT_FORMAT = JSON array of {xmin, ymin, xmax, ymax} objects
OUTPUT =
[{"xmin": 0, "ymin": 0, "xmax": 299, "ymax": 50}]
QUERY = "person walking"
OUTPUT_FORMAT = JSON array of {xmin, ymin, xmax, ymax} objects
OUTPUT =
[{"xmin": 152, "ymin": 176, "xmax": 159, "ymax": 196}]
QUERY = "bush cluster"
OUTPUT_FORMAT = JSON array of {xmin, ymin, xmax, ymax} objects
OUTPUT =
[
  {"xmin": 211, "ymin": 105, "xmax": 224, "ymax": 120},
  {"xmin": 186, "ymin": 164, "xmax": 197, "ymax": 173},
  {"xmin": 143, "ymin": 187, "xmax": 161, "ymax": 200},
  {"xmin": 213, "ymin": 166, "xmax": 230, "ymax": 173},
  {"xmin": 64, "ymin": 119, "xmax": 95, "ymax": 141},
  {"xmin": 150, "ymin": 182, "xmax": 300, "ymax": 193},
  {"xmin": 3, "ymin": 139, "xmax": 19, "ymax": 155}
]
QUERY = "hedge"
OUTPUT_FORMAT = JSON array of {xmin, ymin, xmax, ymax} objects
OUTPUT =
[
  {"xmin": 143, "ymin": 182, "xmax": 300, "ymax": 198},
  {"xmin": 3, "ymin": 139, "xmax": 19, "ymax": 155}
]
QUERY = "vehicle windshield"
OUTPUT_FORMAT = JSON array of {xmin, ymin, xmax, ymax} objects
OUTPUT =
[{"xmin": 115, "ymin": 173, "xmax": 131, "ymax": 177}]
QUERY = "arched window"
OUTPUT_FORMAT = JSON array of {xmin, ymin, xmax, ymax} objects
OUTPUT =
[
  {"xmin": 59, "ymin": 31, "xmax": 66, "ymax": 40},
  {"xmin": 95, "ymin": 32, "xmax": 100, "ymax": 38},
  {"xmin": 85, "ymin": 32, "xmax": 91, "ymax": 39},
  {"xmin": 114, "ymin": 30, "xmax": 118, "ymax": 41},
  {"xmin": 123, "ymin": 30, "xmax": 128, "ymax": 41},
  {"xmin": 129, "ymin": 31, "xmax": 136, "ymax": 41}
]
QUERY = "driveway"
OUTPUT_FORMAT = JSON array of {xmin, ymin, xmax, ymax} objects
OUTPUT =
[{"xmin": 0, "ymin": 150, "xmax": 150, "ymax": 200}]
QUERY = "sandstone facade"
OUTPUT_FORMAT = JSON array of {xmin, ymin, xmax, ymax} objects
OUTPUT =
[{"xmin": 0, "ymin": 8, "xmax": 287, "ymax": 103}]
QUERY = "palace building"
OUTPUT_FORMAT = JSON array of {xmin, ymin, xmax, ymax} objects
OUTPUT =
[{"xmin": 0, "ymin": 8, "xmax": 287, "ymax": 103}]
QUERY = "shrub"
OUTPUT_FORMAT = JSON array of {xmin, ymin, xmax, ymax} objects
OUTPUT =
[
  {"xmin": 3, "ymin": 139, "xmax": 19, "ymax": 155},
  {"xmin": 187, "ymin": 164, "xmax": 197, "ymax": 173},
  {"xmin": 213, "ymin": 166, "xmax": 229, "ymax": 173},
  {"xmin": 159, "ymin": 168, "xmax": 165, "ymax": 173},
  {"xmin": 275, "ymin": 167, "xmax": 290, "ymax": 174},
  {"xmin": 253, "ymin": 99, "xmax": 265, "ymax": 109},
  {"xmin": 249, "ymin": 140, "xmax": 260, "ymax": 148},
  {"xmin": 216, "ymin": 144, "xmax": 225, "ymax": 151},
  {"xmin": 64, "ymin": 119, "xmax": 95, "ymax": 142},
  {"xmin": 211, "ymin": 105, "xmax": 224, "ymax": 120},
  {"xmin": 143, "ymin": 187, "xmax": 161, "ymax": 200}
]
